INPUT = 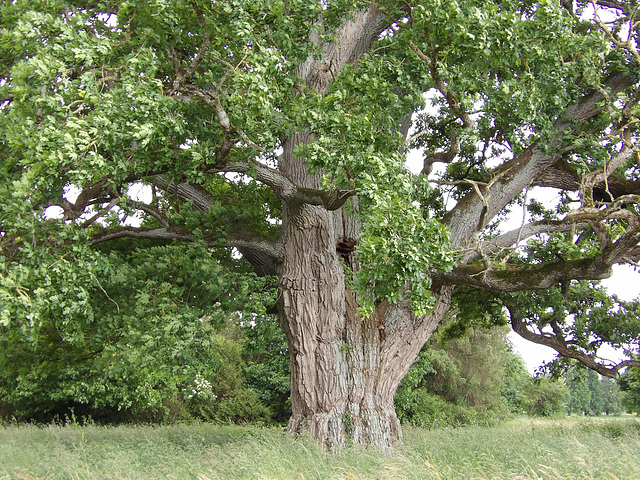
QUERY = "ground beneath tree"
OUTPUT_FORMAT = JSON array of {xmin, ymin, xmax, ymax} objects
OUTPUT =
[{"xmin": 0, "ymin": 417, "xmax": 638, "ymax": 479}]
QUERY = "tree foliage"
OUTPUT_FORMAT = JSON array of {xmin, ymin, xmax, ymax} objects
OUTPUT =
[
  {"xmin": 601, "ymin": 376, "xmax": 623, "ymax": 415},
  {"xmin": 396, "ymin": 326, "xmax": 528, "ymax": 425},
  {"xmin": 0, "ymin": 234, "xmax": 274, "ymax": 421},
  {"xmin": 565, "ymin": 365, "xmax": 624, "ymax": 416},
  {"xmin": 2, "ymin": 0, "xmax": 640, "ymax": 446}
]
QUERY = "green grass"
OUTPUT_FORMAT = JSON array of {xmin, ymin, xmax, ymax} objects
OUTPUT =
[{"xmin": 0, "ymin": 416, "xmax": 638, "ymax": 479}]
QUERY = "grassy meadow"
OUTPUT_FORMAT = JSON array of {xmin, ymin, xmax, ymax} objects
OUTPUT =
[{"xmin": 0, "ymin": 416, "xmax": 639, "ymax": 480}]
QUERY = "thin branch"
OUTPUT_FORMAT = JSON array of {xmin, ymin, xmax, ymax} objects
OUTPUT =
[
  {"xmin": 594, "ymin": 0, "xmax": 633, "ymax": 11},
  {"xmin": 177, "ymin": 83, "xmax": 266, "ymax": 155},
  {"xmin": 408, "ymin": 40, "xmax": 475, "ymax": 129},
  {"xmin": 124, "ymin": 199, "xmax": 171, "ymax": 228},
  {"xmin": 167, "ymin": 29, "xmax": 212, "ymax": 93},
  {"xmin": 593, "ymin": 1, "xmax": 640, "ymax": 64},
  {"xmin": 500, "ymin": 187, "xmax": 530, "ymax": 265},
  {"xmin": 80, "ymin": 198, "xmax": 119, "ymax": 228},
  {"xmin": 421, "ymin": 129, "xmax": 461, "ymax": 175},
  {"xmin": 467, "ymin": 219, "xmax": 591, "ymax": 263},
  {"xmin": 408, "ymin": 40, "xmax": 475, "ymax": 175},
  {"xmin": 91, "ymin": 273, "xmax": 120, "ymax": 313}
]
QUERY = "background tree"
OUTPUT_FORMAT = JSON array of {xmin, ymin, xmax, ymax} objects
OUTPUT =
[
  {"xmin": 422, "ymin": 327, "xmax": 514, "ymax": 410},
  {"xmin": 601, "ymin": 376, "xmax": 622, "ymax": 415},
  {"xmin": 588, "ymin": 369, "xmax": 605, "ymax": 415},
  {"xmin": 567, "ymin": 368, "xmax": 593, "ymax": 415},
  {"xmin": 395, "ymin": 325, "xmax": 527, "ymax": 426},
  {"xmin": 500, "ymin": 353, "xmax": 532, "ymax": 415},
  {"xmin": 2, "ymin": 0, "xmax": 640, "ymax": 448},
  {"xmin": 562, "ymin": 364, "xmax": 624, "ymax": 416},
  {"xmin": 521, "ymin": 376, "xmax": 569, "ymax": 417},
  {"xmin": 619, "ymin": 364, "xmax": 640, "ymax": 414},
  {"xmin": 395, "ymin": 321, "xmax": 573, "ymax": 424}
]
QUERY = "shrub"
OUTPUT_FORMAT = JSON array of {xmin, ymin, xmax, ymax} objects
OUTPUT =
[{"xmin": 522, "ymin": 377, "xmax": 568, "ymax": 416}]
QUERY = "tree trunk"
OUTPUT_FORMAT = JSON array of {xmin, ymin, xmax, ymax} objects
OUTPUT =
[
  {"xmin": 271, "ymin": 7, "xmax": 454, "ymax": 447},
  {"xmin": 276, "ymin": 198, "xmax": 452, "ymax": 448}
]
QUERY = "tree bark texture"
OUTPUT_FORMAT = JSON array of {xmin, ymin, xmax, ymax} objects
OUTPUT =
[
  {"xmin": 276, "ymin": 198, "xmax": 452, "ymax": 448},
  {"xmin": 274, "ymin": 4, "xmax": 457, "ymax": 436}
]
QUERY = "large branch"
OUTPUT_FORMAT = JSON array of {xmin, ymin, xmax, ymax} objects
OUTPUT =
[
  {"xmin": 89, "ymin": 226, "xmax": 194, "ymax": 245},
  {"xmin": 435, "ymin": 222, "xmax": 640, "ymax": 292},
  {"xmin": 594, "ymin": 0, "xmax": 637, "ymax": 13},
  {"xmin": 508, "ymin": 306, "xmax": 640, "ymax": 378},
  {"xmin": 433, "ymin": 255, "xmax": 614, "ymax": 292},
  {"xmin": 207, "ymin": 161, "xmax": 356, "ymax": 210},
  {"xmin": 297, "ymin": 5, "xmax": 389, "ymax": 92},
  {"xmin": 154, "ymin": 160, "xmax": 354, "ymax": 211},
  {"xmin": 49, "ymin": 179, "xmax": 112, "ymax": 221},
  {"xmin": 533, "ymin": 152, "xmax": 640, "ymax": 201},
  {"xmin": 152, "ymin": 176, "xmax": 283, "ymax": 275},
  {"xmin": 225, "ymin": 233, "xmax": 284, "ymax": 262},
  {"xmin": 88, "ymin": 223, "xmax": 283, "ymax": 265},
  {"xmin": 443, "ymin": 72, "xmax": 636, "ymax": 248},
  {"xmin": 152, "ymin": 177, "xmax": 216, "ymax": 212}
]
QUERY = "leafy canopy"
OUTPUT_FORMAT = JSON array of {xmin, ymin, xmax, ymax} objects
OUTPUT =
[{"xmin": 1, "ymin": 0, "xmax": 640, "ymax": 410}]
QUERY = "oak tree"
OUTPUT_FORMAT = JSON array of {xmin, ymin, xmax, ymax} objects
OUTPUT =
[{"xmin": 2, "ymin": 0, "xmax": 640, "ymax": 447}]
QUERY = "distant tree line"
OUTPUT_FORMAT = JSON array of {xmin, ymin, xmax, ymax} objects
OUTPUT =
[
  {"xmin": 566, "ymin": 368, "xmax": 622, "ymax": 416},
  {"xmin": 396, "ymin": 324, "xmax": 640, "ymax": 426}
]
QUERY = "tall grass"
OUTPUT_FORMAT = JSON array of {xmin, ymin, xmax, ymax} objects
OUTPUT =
[{"xmin": 1, "ymin": 416, "xmax": 638, "ymax": 479}]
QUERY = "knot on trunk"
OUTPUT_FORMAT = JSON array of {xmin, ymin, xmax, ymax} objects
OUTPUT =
[{"xmin": 336, "ymin": 237, "xmax": 357, "ymax": 266}]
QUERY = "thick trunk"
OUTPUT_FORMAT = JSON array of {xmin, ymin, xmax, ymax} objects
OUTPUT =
[
  {"xmin": 271, "ymin": 7, "xmax": 452, "ymax": 448},
  {"xmin": 276, "ymin": 200, "xmax": 452, "ymax": 448}
]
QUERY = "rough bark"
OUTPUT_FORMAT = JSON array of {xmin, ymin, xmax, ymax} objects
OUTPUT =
[
  {"xmin": 276, "ymin": 127, "xmax": 445, "ymax": 447},
  {"xmin": 275, "ymin": 199, "xmax": 452, "ymax": 448}
]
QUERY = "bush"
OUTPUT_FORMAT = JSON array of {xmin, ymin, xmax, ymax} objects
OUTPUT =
[
  {"xmin": 522, "ymin": 377, "xmax": 568, "ymax": 416},
  {"xmin": 241, "ymin": 315, "xmax": 291, "ymax": 423},
  {"xmin": 214, "ymin": 390, "xmax": 273, "ymax": 424},
  {"xmin": 0, "ymin": 239, "xmax": 274, "ymax": 425},
  {"xmin": 397, "ymin": 390, "xmax": 501, "ymax": 428},
  {"xmin": 179, "ymin": 326, "xmax": 276, "ymax": 425}
]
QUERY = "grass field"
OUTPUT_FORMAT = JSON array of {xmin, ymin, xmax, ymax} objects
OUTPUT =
[{"xmin": 0, "ymin": 416, "xmax": 639, "ymax": 480}]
